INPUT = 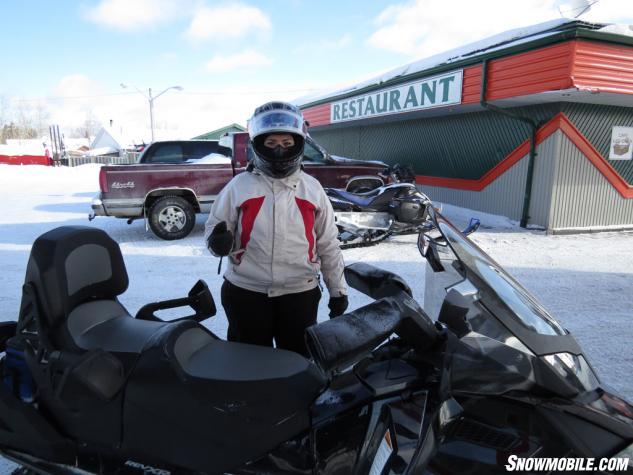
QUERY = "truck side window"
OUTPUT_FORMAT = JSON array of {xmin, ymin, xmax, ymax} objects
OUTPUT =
[
  {"xmin": 188, "ymin": 142, "xmax": 219, "ymax": 161},
  {"xmin": 147, "ymin": 144, "xmax": 184, "ymax": 163},
  {"xmin": 303, "ymin": 142, "xmax": 326, "ymax": 164}
]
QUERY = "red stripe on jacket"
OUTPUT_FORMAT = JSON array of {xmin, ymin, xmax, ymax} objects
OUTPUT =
[
  {"xmin": 295, "ymin": 197, "xmax": 317, "ymax": 262},
  {"xmin": 236, "ymin": 196, "xmax": 265, "ymax": 263}
]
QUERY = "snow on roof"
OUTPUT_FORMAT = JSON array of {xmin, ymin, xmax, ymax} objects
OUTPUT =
[
  {"xmin": 91, "ymin": 126, "xmax": 144, "ymax": 150},
  {"xmin": 295, "ymin": 19, "xmax": 610, "ymax": 107},
  {"xmin": 85, "ymin": 146, "xmax": 119, "ymax": 157},
  {"xmin": 599, "ymin": 24, "xmax": 633, "ymax": 37}
]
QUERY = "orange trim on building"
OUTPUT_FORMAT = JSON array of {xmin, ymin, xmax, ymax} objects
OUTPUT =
[
  {"xmin": 461, "ymin": 65, "xmax": 483, "ymax": 104},
  {"xmin": 303, "ymin": 103, "xmax": 330, "ymax": 127},
  {"xmin": 302, "ymin": 39, "xmax": 633, "ymax": 127},
  {"xmin": 416, "ymin": 113, "xmax": 633, "ymax": 198},
  {"xmin": 558, "ymin": 115, "xmax": 633, "ymax": 198},
  {"xmin": 486, "ymin": 42, "xmax": 575, "ymax": 101},
  {"xmin": 415, "ymin": 113, "xmax": 562, "ymax": 191},
  {"xmin": 572, "ymin": 40, "xmax": 633, "ymax": 95}
]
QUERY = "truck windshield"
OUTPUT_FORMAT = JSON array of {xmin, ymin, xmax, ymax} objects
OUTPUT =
[{"xmin": 303, "ymin": 141, "xmax": 326, "ymax": 163}]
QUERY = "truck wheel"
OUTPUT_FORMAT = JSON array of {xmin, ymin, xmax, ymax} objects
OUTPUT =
[{"xmin": 148, "ymin": 196, "xmax": 196, "ymax": 240}]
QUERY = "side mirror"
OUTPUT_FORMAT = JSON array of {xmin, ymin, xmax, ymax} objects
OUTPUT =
[
  {"xmin": 462, "ymin": 217, "xmax": 480, "ymax": 236},
  {"xmin": 417, "ymin": 231, "xmax": 445, "ymax": 273}
]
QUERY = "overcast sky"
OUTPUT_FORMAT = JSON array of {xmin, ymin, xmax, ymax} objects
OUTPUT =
[{"xmin": 2, "ymin": 0, "xmax": 632, "ymax": 140}]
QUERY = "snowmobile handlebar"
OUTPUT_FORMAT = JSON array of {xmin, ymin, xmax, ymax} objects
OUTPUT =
[
  {"xmin": 306, "ymin": 264, "xmax": 440, "ymax": 373},
  {"xmin": 306, "ymin": 298, "xmax": 403, "ymax": 373}
]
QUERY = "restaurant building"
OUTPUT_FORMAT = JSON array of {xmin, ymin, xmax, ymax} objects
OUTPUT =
[{"xmin": 298, "ymin": 20, "xmax": 633, "ymax": 233}]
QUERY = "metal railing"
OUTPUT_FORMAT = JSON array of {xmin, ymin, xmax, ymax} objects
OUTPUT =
[{"xmin": 65, "ymin": 151, "xmax": 140, "ymax": 167}]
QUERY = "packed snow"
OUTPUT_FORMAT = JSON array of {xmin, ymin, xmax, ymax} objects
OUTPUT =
[
  {"xmin": 1, "ymin": 164, "xmax": 632, "ymax": 473},
  {"xmin": 185, "ymin": 153, "xmax": 232, "ymax": 164}
]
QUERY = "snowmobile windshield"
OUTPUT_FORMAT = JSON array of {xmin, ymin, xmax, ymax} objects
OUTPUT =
[{"xmin": 431, "ymin": 209, "xmax": 565, "ymax": 337}]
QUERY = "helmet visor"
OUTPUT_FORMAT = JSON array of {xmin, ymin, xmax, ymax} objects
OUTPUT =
[{"xmin": 249, "ymin": 111, "xmax": 305, "ymax": 139}]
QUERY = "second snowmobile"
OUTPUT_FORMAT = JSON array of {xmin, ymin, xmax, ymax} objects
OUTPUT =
[{"xmin": 326, "ymin": 172, "xmax": 432, "ymax": 247}]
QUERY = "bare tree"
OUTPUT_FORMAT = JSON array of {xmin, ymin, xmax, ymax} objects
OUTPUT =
[
  {"xmin": 13, "ymin": 100, "xmax": 37, "ymax": 139},
  {"xmin": 33, "ymin": 100, "xmax": 51, "ymax": 137},
  {"xmin": 69, "ymin": 108, "xmax": 100, "ymax": 140}
]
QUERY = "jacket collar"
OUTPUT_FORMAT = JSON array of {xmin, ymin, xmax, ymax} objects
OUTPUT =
[{"xmin": 251, "ymin": 166, "xmax": 302, "ymax": 189}]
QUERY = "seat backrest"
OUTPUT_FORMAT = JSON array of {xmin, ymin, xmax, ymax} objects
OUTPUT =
[{"xmin": 19, "ymin": 226, "xmax": 128, "ymax": 346}]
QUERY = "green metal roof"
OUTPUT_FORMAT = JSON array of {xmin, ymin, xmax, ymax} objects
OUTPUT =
[{"xmin": 192, "ymin": 123, "xmax": 246, "ymax": 140}]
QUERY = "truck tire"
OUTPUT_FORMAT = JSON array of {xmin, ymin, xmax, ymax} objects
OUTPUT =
[{"xmin": 147, "ymin": 196, "xmax": 196, "ymax": 240}]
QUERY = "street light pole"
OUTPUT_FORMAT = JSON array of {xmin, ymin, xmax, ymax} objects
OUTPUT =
[
  {"xmin": 149, "ymin": 88, "xmax": 155, "ymax": 142},
  {"xmin": 120, "ymin": 84, "xmax": 183, "ymax": 142}
]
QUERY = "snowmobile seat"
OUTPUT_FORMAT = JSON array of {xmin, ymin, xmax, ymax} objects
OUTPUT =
[
  {"xmin": 172, "ymin": 326, "xmax": 326, "ymax": 391},
  {"xmin": 115, "ymin": 323, "xmax": 328, "ymax": 472},
  {"xmin": 328, "ymin": 187, "xmax": 381, "ymax": 207},
  {"xmin": 18, "ymin": 226, "xmax": 170, "ymax": 359},
  {"xmin": 121, "ymin": 324, "xmax": 327, "ymax": 473}
]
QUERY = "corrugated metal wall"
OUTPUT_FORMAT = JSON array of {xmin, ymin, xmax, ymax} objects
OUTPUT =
[
  {"xmin": 420, "ymin": 155, "xmax": 527, "ymax": 221},
  {"xmin": 310, "ymin": 104, "xmax": 561, "ymax": 179},
  {"xmin": 311, "ymin": 101, "xmax": 633, "ymax": 231},
  {"xmin": 419, "ymin": 133, "xmax": 560, "ymax": 226},
  {"xmin": 564, "ymin": 103, "xmax": 633, "ymax": 184},
  {"xmin": 529, "ymin": 131, "xmax": 560, "ymax": 228},
  {"xmin": 315, "ymin": 125, "xmax": 362, "ymax": 160},
  {"xmin": 549, "ymin": 133, "xmax": 633, "ymax": 232}
]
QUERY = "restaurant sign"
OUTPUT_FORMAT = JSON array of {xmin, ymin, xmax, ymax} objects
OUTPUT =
[{"xmin": 330, "ymin": 70, "xmax": 463, "ymax": 123}]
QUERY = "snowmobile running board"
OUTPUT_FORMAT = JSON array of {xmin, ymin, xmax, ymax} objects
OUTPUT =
[
  {"xmin": 1, "ymin": 448, "xmax": 173, "ymax": 475},
  {"xmin": 339, "ymin": 231, "xmax": 392, "ymax": 249}
]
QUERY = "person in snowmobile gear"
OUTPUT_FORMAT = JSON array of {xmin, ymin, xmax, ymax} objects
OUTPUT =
[{"xmin": 205, "ymin": 101, "xmax": 348, "ymax": 356}]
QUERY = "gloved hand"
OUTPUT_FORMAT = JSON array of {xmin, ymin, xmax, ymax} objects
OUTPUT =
[
  {"xmin": 207, "ymin": 221, "xmax": 233, "ymax": 256},
  {"xmin": 328, "ymin": 295, "xmax": 349, "ymax": 319}
]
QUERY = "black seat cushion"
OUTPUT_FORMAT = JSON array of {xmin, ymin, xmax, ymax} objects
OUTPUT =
[
  {"xmin": 67, "ymin": 300, "xmax": 169, "ymax": 354},
  {"xmin": 21, "ymin": 226, "xmax": 129, "ymax": 350},
  {"xmin": 122, "ymin": 325, "xmax": 327, "ymax": 473}
]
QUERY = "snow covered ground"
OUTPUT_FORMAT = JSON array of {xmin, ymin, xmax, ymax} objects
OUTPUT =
[{"xmin": 0, "ymin": 164, "xmax": 632, "ymax": 473}]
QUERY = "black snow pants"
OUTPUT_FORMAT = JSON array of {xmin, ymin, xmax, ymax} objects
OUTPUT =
[{"xmin": 220, "ymin": 279, "xmax": 321, "ymax": 357}]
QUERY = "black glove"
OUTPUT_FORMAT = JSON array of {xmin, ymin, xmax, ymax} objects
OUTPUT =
[
  {"xmin": 328, "ymin": 295, "xmax": 349, "ymax": 319},
  {"xmin": 207, "ymin": 221, "xmax": 233, "ymax": 256}
]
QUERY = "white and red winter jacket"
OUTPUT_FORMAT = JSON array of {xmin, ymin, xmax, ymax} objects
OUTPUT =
[{"xmin": 204, "ymin": 167, "xmax": 348, "ymax": 298}]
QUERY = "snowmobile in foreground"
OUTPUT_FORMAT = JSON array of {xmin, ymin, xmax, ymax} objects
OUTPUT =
[
  {"xmin": 1, "ymin": 211, "xmax": 633, "ymax": 475},
  {"xmin": 326, "ymin": 165, "xmax": 432, "ymax": 248}
]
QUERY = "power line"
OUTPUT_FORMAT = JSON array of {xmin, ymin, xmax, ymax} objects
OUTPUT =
[
  {"xmin": 12, "ymin": 92, "xmax": 138, "ymax": 103},
  {"xmin": 9, "ymin": 88, "xmax": 321, "ymax": 103}
]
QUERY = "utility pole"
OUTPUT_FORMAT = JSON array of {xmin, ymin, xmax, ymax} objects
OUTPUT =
[{"xmin": 121, "ymin": 84, "xmax": 183, "ymax": 142}]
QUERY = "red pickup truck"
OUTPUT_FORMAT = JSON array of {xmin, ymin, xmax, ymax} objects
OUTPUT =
[{"xmin": 90, "ymin": 132, "xmax": 389, "ymax": 240}]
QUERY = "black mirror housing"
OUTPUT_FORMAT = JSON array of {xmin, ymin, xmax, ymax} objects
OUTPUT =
[{"xmin": 344, "ymin": 263, "xmax": 412, "ymax": 299}]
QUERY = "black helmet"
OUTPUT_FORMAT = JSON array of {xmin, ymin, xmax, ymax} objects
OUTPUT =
[{"xmin": 248, "ymin": 101, "xmax": 306, "ymax": 178}]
